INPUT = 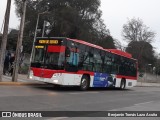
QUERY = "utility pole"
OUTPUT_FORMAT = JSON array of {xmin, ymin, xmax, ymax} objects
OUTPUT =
[
  {"xmin": 30, "ymin": 11, "xmax": 49, "ymax": 63},
  {"xmin": 12, "ymin": 0, "xmax": 27, "ymax": 82},
  {"xmin": 0, "ymin": 0, "xmax": 11, "ymax": 82}
]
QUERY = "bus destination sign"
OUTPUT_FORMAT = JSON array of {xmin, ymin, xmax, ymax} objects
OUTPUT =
[{"xmin": 38, "ymin": 40, "xmax": 59, "ymax": 44}]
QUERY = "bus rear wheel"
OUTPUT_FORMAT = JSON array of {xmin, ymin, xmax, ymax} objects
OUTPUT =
[
  {"xmin": 80, "ymin": 75, "xmax": 90, "ymax": 91},
  {"xmin": 120, "ymin": 79, "xmax": 126, "ymax": 90}
]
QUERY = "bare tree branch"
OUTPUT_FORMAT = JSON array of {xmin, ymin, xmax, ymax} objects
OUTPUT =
[{"xmin": 122, "ymin": 18, "xmax": 156, "ymax": 43}]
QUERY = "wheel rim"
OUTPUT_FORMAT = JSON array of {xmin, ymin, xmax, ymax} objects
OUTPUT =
[
  {"xmin": 122, "ymin": 82, "xmax": 124, "ymax": 88},
  {"xmin": 81, "ymin": 78, "xmax": 87, "ymax": 89},
  {"xmin": 121, "ymin": 81, "xmax": 125, "ymax": 89}
]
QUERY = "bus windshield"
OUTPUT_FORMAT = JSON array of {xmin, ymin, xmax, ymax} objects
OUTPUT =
[
  {"xmin": 31, "ymin": 46, "xmax": 65, "ymax": 70},
  {"xmin": 33, "ymin": 47, "xmax": 45, "ymax": 63}
]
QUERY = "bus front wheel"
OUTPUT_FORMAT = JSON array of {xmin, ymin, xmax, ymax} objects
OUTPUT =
[
  {"xmin": 80, "ymin": 75, "xmax": 90, "ymax": 91},
  {"xmin": 120, "ymin": 79, "xmax": 126, "ymax": 90}
]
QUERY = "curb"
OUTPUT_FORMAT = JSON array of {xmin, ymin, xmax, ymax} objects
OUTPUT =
[{"xmin": 136, "ymin": 82, "xmax": 160, "ymax": 87}]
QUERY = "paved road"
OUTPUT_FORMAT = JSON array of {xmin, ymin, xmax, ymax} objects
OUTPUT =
[{"xmin": 0, "ymin": 85, "xmax": 160, "ymax": 120}]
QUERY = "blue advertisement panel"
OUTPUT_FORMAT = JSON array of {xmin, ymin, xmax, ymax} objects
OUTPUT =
[{"xmin": 93, "ymin": 73, "xmax": 116, "ymax": 87}]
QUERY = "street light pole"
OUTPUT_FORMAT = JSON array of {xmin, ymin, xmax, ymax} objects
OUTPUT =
[
  {"xmin": 29, "ymin": 2, "xmax": 50, "ymax": 65},
  {"xmin": 30, "ymin": 11, "xmax": 49, "ymax": 61},
  {"xmin": 0, "ymin": 0, "xmax": 11, "ymax": 82},
  {"xmin": 12, "ymin": 0, "xmax": 27, "ymax": 82},
  {"xmin": 28, "ymin": 11, "xmax": 49, "ymax": 78},
  {"xmin": 144, "ymin": 64, "xmax": 152, "ymax": 82},
  {"xmin": 31, "ymin": 12, "xmax": 40, "ymax": 60},
  {"xmin": 42, "ymin": 20, "xmax": 46, "ymax": 37}
]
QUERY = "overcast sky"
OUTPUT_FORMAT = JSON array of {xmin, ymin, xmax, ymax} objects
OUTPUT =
[
  {"xmin": 0, "ymin": 0, "xmax": 160, "ymax": 53},
  {"xmin": 100, "ymin": 0, "xmax": 160, "ymax": 53}
]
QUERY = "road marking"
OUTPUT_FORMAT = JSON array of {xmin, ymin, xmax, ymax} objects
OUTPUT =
[
  {"xmin": 47, "ymin": 117, "xmax": 69, "ymax": 120},
  {"xmin": 134, "ymin": 101, "xmax": 153, "ymax": 106}
]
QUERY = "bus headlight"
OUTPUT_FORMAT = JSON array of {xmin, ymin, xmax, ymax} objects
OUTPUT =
[{"xmin": 53, "ymin": 79, "xmax": 58, "ymax": 83}]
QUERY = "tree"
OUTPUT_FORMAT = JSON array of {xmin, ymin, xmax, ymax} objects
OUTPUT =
[
  {"xmin": 14, "ymin": 0, "xmax": 112, "ymax": 53},
  {"xmin": 0, "ymin": 29, "xmax": 18, "ymax": 51},
  {"xmin": 126, "ymin": 41, "xmax": 156, "ymax": 70},
  {"xmin": 154, "ymin": 53, "xmax": 160, "ymax": 75},
  {"xmin": 122, "ymin": 18, "xmax": 155, "ymax": 43},
  {"xmin": 97, "ymin": 35, "xmax": 116, "ymax": 49},
  {"xmin": 122, "ymin": 18, "xmax": 156, "ymax": 70},
  {"xmin": 114, "ymin": 39, "xmax": 124, "ymax": 51},
  {"xmin": 7, "ymin": 29, "xmax": 18, "ymax": 51}
]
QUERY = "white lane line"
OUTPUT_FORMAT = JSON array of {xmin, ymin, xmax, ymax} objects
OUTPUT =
[{"xmin": 134, "ymin": 101, "xmax": 154, "ymax": 106}]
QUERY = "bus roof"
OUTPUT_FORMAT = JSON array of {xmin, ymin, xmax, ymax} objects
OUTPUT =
[
  {"xmin": 67, "ymin": 38, "xmax": 103, "ymax": 50},
  {"xmin": 108, "ymin": 49, "xmax": 132, "ymax": 58},
  {"xmin": 36, "ymin": 37, "xmax": 136, "ymax": 60},
  {"xmin": 68, "ymin": 38, "xmax": 136, "ymax": 59}
]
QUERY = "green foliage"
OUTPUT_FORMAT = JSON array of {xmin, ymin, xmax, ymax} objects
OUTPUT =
[
  {"xmin": 0, "ymin": 29, "xmax": 18, "ymax": 51},
  {"xmin": 123, "ymin": 18, "xmax": 156, "ymax": 71},
  {"xmin": 122, "ymin": 18, "xmax": 155, "ymax": 43},
  {"xmin": 7, "ymin": 29, "xmax": 18, "ymax": 51},
  {"xmin": 6, "ymin": 29, "xmax": 32, "ymax": 53},
  {"xmin": 97, "ymin": 35, "xmax": 116, "ymax": 49},
  {"xmin": 19, "ymin": 64, "xmax": 29, "ymax": 74},
  {"xmin": 139, "ymin": 73, "xmax": 144, "ymax": 77},
  {"xmin": 126, "ymin": 41, "xmax": 156, "ymax": 70},
  {"xmin": 14, "ymin": 0, "xmax": 115, "ymax": 53}
]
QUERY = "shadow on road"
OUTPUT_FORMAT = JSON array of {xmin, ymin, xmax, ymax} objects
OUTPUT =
[{"xmin": 31, "ymin": 84, "xmax": 132, "ymax": 92}]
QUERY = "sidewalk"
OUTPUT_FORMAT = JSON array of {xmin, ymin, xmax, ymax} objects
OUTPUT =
[
  {"xmin": 136, "ymin": 82, "xmax": 160, "ymax": 87},
  {"xmin": 0, "ymin": 74, "xmax": 45, "ymax": 86}
]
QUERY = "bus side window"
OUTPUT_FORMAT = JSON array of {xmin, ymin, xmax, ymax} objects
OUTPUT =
[
  {"xmin": 65, "ymin": 47, "xmax": 79, "ymax": 66},
  {"xmin": 78, "ymin": 45, "xmax": 93, "ymax": 71},
  {"xmin": 65, "ymin": 44, "xmax": 79, "ymax": 72},
  {"xmin": 65, "ymin": 47, "xmax": 70, "ymax": 64},
  {"xmin": 70, "ymin": 51, "xmax": 79, "ymax": 66},
  {"xmin": 111, "ymin": 55, "xmax": 119, "ymax": 74},
  {"xmin": 93, "ymin": 49, "xmax": 102, "ymax": 72},
  {"xmin": 65, "ymin": 47, "xmax": 70, "ymax": 57}
]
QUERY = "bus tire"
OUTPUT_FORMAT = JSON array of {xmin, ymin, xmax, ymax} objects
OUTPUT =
[
  {"xmin": 80, "ymin": 75, "xmax": 90, "ymax": 91},
  {"xmin": 53, "ymin": 84, "xmax": 61, "ymax": 89},
  {"xmin": 120, "ymin": 79, "xmax": 126, "ymax": 90}
]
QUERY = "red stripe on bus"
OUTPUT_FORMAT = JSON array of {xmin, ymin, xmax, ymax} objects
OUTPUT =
[{"xmin": 31, "ymin": 68, "xmax": 65, "ymax": 78}]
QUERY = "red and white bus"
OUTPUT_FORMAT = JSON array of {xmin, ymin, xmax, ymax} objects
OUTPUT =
[{"xmin": 29, "ymin": 37, "xmax": 137, "ymax": 90}]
